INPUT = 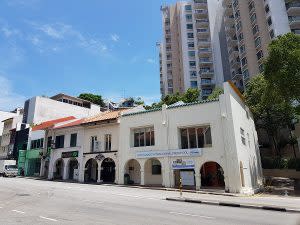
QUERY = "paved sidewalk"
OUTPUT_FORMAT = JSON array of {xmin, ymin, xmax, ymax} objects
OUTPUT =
[{"xmin": 165, "ymin": 192, "xmax": 300, "ymax": 213}]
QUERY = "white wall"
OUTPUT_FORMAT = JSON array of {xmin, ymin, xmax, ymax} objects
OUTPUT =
[
  {"xmin": 27, "ymin": 96, "xmax": 101, "ymax": 125},
  {"xmin": 118, "ymin": 82, "xmax": 262, "ymax": 194},
  {"xmin": 267, "ymin": 0, "xmax": 291, "ymax": 37},
  {"xmin": 0, "ymin": 111, "xmax": 17, "ymax": 136}
]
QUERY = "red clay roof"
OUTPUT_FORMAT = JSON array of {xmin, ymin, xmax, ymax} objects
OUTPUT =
[
  {"xmin": 54, "ymin": 118, "xmax": 84, "ymax": 130},
  {"xmin": 32, "ymin": 116, "xmax": 76, "ymax": 131},
  {"xmin": 83, "ymin": 110, "xmax": 125, "ymax": 124}
]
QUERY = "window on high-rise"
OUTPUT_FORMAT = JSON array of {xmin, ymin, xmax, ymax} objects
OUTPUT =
[
  {"xmin": 190, "ymin": 81, "xmax": 198, "ymax": 88},
  {"xmin": 190, "ymin": 71, "xmax": 197, "ymax": 77},
  {"xmin": 269, "ymin": 29, "xmax": 275, "ymax": 39},
  {"xmin": 188, "ymin": 42, "xmax": 195, "ymax": 48},
  {"xmin": 186, "ymin": 14, "xmax": 192, "ymax": 21},
  {"xmin": 243, "ymin": 69, "xmax": 249, "ymax": 79},
  {"xmin": 252, "ymin": 25, "xmax": 259, "ymax": 35},
  {"xmin": 259, "ymin": 64, "xmax": 264, "ymax": 73},
  {"xmin": 185, "ymin": 5, "xmax": 192, "ymax": 11},
  {"xmin": 250, "ymin": 13, "xmax": 256, "ymax": 23},
  {"xmin": 265, "ymin": 4, "xmax": 270, "ymax": 14},
  {"xmin": 189, "ymin": 61, "xmax": 196, "ymax": 68},
  {"xmin": 267, "ymin": 17, "xmax": 272, "ymax": 26},
  {"xmin": 236, "ymin": 21, "xmax": 242, "ymax": 31},
  {"xmin": 254, "ymin": 37, "xmax": 261, "ymax": 48},
  {"xmin": 241, "ymin": 57, "xmax": 247, "ymax": 66},
  {"xmin": 248, "ymin": 1, "xmax": 255, "ymax": 12},
  {"xmin": 188, "ymin": 51, "xmax": 196, "ymax": 57},
  {"xmin": 187, "ymin": 33, "xmax": 194, "ymax": 39},
  {"xmin": 238, "ymin": 32, "xmax": 244, "ymax": 41},
  {"xmin": 240, "ymin": 44, "xmax": 245, "ymax": 54},
  {"xmin": 187, "ymin": 24, "xmax": 193, "ymax": 30},
  {"xmin": 256, "ymin": 50, "xmax": 263, "ymax": 60}
]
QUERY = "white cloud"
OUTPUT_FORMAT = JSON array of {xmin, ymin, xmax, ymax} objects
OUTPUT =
[
  {"xmin": 28, "ymin": 22, "xmax": 109, "ymax": 55},
  {"xmin": 0, "ymin": 75, "xmax": 26, "ymax": 111},
  {"xmin": 6, "ymin": 0, "xmax": 40, "ymax": 8},
  {"xmin": 146, "ymin": 58, "xmax": 155, "ymax": 64},
  {"xmin": 111, "ymin": 34, "xmax": 120, "ymax": 42},
  {"xmin": 1, "ymin": 26, "xmax": 21, "ymax": 38}
]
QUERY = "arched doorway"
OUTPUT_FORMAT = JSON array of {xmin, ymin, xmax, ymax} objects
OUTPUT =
[
  {"xmin": 144, "ymin": 158, "xmax": 162, "ymax": 186},
  {"xmin": 124, "ymin": 159, "xmax": 141, "ymax": 185},
  {"xmin": 101, "ymin": 158, "xmax": 115, "ymax": 183},
  {"xmin": 68, "ymin": 158, "xmax": 79, "ymax": 180},
  {"xmin": 200, "ymin": 161, "xmax": 225, "ymax": 188},
  {"xmin": 84, "ymin": 158, "xmax": 98, "ymax": 183},
  {"xmin": 54, "ymin": 159, "xmax": 64, "ymax": 180}
]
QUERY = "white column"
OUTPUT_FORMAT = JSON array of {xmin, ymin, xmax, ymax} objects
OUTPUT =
[
  {"xmin": 97, "ymin": 160, "xmax": 101, "ymax": 183},
  {"xmin": 79, "ymin": 158, "xmax": 85, "ymax": 183},
  {"xmin": 140, "ymin": 170, "xmax": 145, "ymax": 186},
  {"xmin": 195, "ymin": 170, "xmax": 201, "ymax": 191},
  {"xmin": 63, "ymin": 159, "xmax": 68, "ymax": 180}
]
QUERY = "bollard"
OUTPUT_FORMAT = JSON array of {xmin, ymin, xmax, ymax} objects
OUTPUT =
[{"xmin": 179, "ymin": 177, "xmax": 183, "ymax": 198}]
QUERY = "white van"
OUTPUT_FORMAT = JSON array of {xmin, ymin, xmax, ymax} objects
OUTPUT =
[{"xmin": 0, "ymin": 160, "xmax": 18, "ymax": 177}]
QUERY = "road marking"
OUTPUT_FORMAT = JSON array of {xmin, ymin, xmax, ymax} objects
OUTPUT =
[
  {"xmin": 169, "ymin": 211, "xmax": 215, "ymax": 219},
  {"xmin": 12, "ymin": 210, "xmax": 25, "ymax": 214},
  {"xmin": 39, "ymin": 216, "xmax": 58, "ymax": 222}
]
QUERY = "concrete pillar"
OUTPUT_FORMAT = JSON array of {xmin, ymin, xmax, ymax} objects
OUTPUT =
[
  {"xmin": 162, "ymin": 158, "xmax": 171, "ymax": 188},
  {"xmin": 140, "ymin": 170, "xmax": 145, "ymax": 186},
  {"xmin": 79, "ymin": 158, "xmax": 85, "ymax": 183},
  {"xmin": 39, "ymin": 159, "xmax": 45, "ymax": 177},
  {"xmin": 195, "ymin": 170, "xmax": 201, "ymax": 191},
  {"xmin": 97, "ymin": 160, "xmax": 101, "ymax": 183},
  {"xmin": 63, "ymin": 159, "xmax": 68, "ymax": 180}
]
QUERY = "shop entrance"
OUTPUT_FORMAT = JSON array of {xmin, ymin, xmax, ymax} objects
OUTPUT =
[
  {"xmin": 84, "ymin": 158, "xmax": 98, "ymax": 183},
  {"xmin": 101, "ymin": 158, "xmax": 115, "ymax": 183},
  {"xmin": 174, "ymin": 169, "xmax": 195, "ymax": 189},
  {"xmin": 54, "ymin": 159, "xmax": 64, "ymax": 179},
  {"xmin": 68, "ymin": 158, "xmax": 79, "ymax": 180},
  {"xmin": 200, "ymin": 161, "xmax": 225, "ymax": 188}
]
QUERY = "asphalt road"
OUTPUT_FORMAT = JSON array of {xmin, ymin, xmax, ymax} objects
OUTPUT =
[{"xmin": 0, "ymin": 177, "xmax": 299, "ymax": 225}]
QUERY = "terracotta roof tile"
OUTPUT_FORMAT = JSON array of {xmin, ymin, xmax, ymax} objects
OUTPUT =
[
  {"xmin": 32, "ymin": 116, "xmax": 76, "ymax": 131},
  {"xmin": 83, "ymin": 110, "xmax": 125, "ymax": 124},
  {"xmin": 54, "ymin": 118, "xmax": 84, "ymax": 129}
]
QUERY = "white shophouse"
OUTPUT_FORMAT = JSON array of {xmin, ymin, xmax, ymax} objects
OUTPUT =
[
  {"xmin": 47, "ymin": 118, "xmax": 84, "ymax": 181},
  {"xmin": 118, "ymin": 82, "xmax": 263, "ymax": 194},
  {"xmin": 47, "ymin": 111, "xmax": 123, "ymax": 183}
]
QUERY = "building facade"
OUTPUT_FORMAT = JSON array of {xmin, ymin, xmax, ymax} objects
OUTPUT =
[
  {"xmin": 222, "ymin": 0, "xmax": 300, "ymax": 89},
  {"xmin": 159, "ymin": 0, "xmax": 225, "ymax": 99},
  {"xmin": 118, "ymin": 82, "xmax": 263, "ymax": 194},
  {"xmin": 0, "ymin": 109, "xmax": 23, "ymax": 160}
]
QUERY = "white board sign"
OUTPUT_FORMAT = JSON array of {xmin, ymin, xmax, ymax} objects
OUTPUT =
[
  {"xmin": 172, "ymin": 159, "xmax": 195, "ymax": 170},
  {"xmin": 136, "ymin": 148, "xmax": 201, "ymax": 159}
]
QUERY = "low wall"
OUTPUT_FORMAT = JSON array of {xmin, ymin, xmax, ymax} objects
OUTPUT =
[{"xmin": 263, "ymin": 169, "xmax": 300, "ymax": 179}]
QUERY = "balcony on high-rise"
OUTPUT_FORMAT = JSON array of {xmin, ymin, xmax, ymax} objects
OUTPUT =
[
  {"xmin": 289, "ymin": 16, "xmax": 300, "ymax": 28},
  {"xmin": 194, "ymin": 0, "xmax": 207, "ymax": 9},
  {"xmin": 286, "ymin": 2, "xmax": 300, "ymax": 15},
  {"xmin": 196, "ymin": 19, "xmax": 209, "ymax": 28}
]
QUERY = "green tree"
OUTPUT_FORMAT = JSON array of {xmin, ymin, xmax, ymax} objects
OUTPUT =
[
  {"xmin": 207, "ymin": 87, "xmax": 223, "ymax": 100},
  {"xmin": 244, "ymin": 74, "xmax": 295, "ymax": 158},
  {"xmin": 181, "ymin": 88, "xmax": 200, "ymax": 103},
  {"xmin": 264, "ymin": 32, "xmax": 300, "ymax": 103},
  {"xmin": 127, "ymin": 97, "xmax": 145, "ymax": 106},
  {"xmin": 78, "ymin": 93, "xmax": 105, "ymax": 107}
]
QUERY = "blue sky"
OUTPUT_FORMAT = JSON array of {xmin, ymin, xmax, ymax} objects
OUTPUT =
[{"xmin": 0, "ymin": 0, "xmax": 177, "ymax": 111}]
